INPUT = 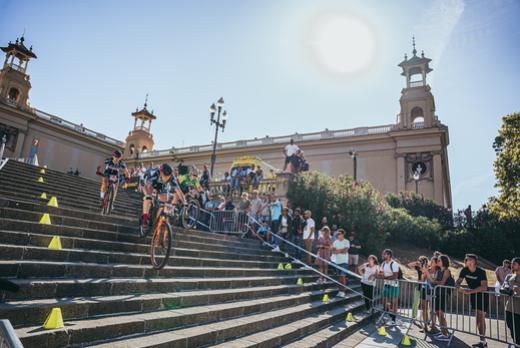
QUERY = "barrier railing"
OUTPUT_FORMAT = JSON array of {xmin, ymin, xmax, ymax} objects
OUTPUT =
[
  {"xmin": 432, "ymin": 284, "xmax": 519, "ymax": 347},
  {"xmin": 208, "ymin": 211, "xmax": 250, "ymax": 234},
  {"xmin": 0, "ymin": 320, "xmax": 23, "ymax": 348}
]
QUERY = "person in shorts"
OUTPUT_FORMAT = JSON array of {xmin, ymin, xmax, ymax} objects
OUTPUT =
[
  {"xmin": 456, "ymin": 254, "xmax": 489, "ymax": 348},
  {"xmin": 332, "ymin": 229, "xmax": 350, "ymax": 297},
  {"xmin": 378, "ymin": 249, "xmax": 400, "ymax": 325},
  {"xmin": 348, "ymin": 232, "xmax": 361, "ymax": 272}
]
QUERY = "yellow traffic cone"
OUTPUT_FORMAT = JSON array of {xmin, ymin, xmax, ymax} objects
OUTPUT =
[
  {"xmin": 284, "ymin": 263, "xmax": 292, "ymax": 270},
  {"xmin": 37, "ymin": 176, "xmax": 44, "ymax": 183},
  {"xmin": 296, "ymin": 278, "xmax": 304, "ymax": 285},
  {"xmin": 40, "ymin": 168, "xmax": 45, "ymax": 174},
  {"xmin": 378, "ymin": 326, "xmax": 387, "ymax": 336},
  {"xmin": 43, "ymin": 307, "xmax": 64, "ymax": 329},
  {"xmin": 400, "ymin": 335, "xmax": 411, "ymax": 346},
  {"xmin": 277, "ymin": 263, "xmax": 284, "ymax": 270},
  {"xmin": 39, "ymin": 192, "xmax": 48, "ymax": 199},
  {"xmin": 39, "ymin": 213, "xmax": 52, "ymax": 225},
  {"xmin": 346, "ymin": 312, "xmax": 354, "ymax": 322},
  {"xmin": 48, "ymin": 236, "xmax": 62, "ymax": 250},
  {"xmin": 47, "ymin": 196, "xmax": 59, "ymax": 208},
  {"xmin": 322, "ymin": 294, "xmax": 330, "ymax": 303}
]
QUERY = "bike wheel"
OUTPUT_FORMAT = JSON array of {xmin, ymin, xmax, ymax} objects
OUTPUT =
[
  {"xmin": 150, "ymin": 221, "xmax": 172, "ymax": 270},
  {"xmin": 182, "ymin": 199, "xmax": 200, "ymax": 229},
  {"xmin": 101, "ymin": 186, "xmax": 111, "ymax": 215}
]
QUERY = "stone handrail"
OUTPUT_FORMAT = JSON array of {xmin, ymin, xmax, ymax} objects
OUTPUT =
[
  {"xmin": 34, "ymin": 109, "xmax": 124, "ymax": 147},
  {"xmin": 139, "ymin": 124, "xmax": 396, "ymax": 158}
]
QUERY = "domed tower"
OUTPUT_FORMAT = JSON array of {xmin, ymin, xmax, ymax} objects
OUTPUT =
[
  {"xmin": 123, "ymin": 96, "xmax": 155, "ymax": 159},
  {"xmin": 0, "ymin": 36, "xmax": 37, "ymax": 111},
  {"xmin": 397, "ymin": 37, "xmax": 438, "ymax": 129}
]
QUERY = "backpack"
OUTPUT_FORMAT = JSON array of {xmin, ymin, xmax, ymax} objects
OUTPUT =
[{"xmin": 384, "ymin": 261, "xmax": 403, "ymax": 280}]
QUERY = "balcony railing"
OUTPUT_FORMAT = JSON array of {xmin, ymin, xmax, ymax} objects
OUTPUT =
[
  {"xmin": 34, "ymin": 109, "xmax": 124, "ymax": 146},
  {"xmin": 140, "ymin": 124, "xmax": 396, "ymax": 158}
]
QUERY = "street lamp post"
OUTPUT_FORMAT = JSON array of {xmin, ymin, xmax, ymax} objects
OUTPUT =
[
  {"xmin": 348, "ymin": 150, "xmax": 357, "ymax": 181},
  {"xmin": 209, "ymin": 97, "xmax": 227, "ymax": 178}
]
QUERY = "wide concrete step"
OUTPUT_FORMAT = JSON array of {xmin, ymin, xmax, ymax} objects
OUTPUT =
[
  {"xmin": 0, "ymin": 187, "xmax": 138, "ymax": 217},
  {"xmin": 3, "ymin": 275, "xmax": 324, "ymax": 301},
  {"xmin": 0, "ymin": 219, "xmax": 268, "ymax": 255},
  {"xmin": 209, "ymin": 300, "xmax": 369, "ymax": 348},
  {"xmin": 0, "ymin": 260, "xmax": 312, "ymax": 279},
  {"xmin": 0, "ymin": 230, "xmax": 287, "ymax": 263},
  {"xmin": 2, "ymin": 282, "xmax": 334, "ymax": 327},
  {"xmin": 0, "ymin": 178, "xmax": 141, "ymax": 211},
  {"xmin": 0, "ymin": 243, "xmax": 289, "ymax": 270},
  {"xmin": 330, "ymin": 324, "xmax": 377, "ymax": 348},
  {"xmin": 86, "ymin": 292, "xmax": 360, "ymax": 348},
  {"xmin": 281, "ymin": 311, "xmax": 373, "ymax": 348}
]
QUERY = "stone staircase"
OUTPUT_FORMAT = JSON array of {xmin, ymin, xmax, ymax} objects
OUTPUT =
[{"xmin": 0, "ymin": 160, "xmax": 372, "ymax": 347}]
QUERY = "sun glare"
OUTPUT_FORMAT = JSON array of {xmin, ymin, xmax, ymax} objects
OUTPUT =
[{"xmin": 307, "ymin": 13, "xmax": 377, "ymax": 75}]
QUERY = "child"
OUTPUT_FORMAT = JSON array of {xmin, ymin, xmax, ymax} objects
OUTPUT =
[
  {"xmin": 332, "ymin": 229, "xmax": 350, "ymax": 297},
  {"xmin": 316, "ymin": 226, "xmax": 332, "ymax": 284},
  {"xmin": 257, "ymin": 221, "xmax": 272, "ymax": 244}
]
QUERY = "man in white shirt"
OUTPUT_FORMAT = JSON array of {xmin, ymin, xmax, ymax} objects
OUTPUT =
[
  {"xmin": 302, "ymin": 210, "xmax": 315, "ymax": 265},
  {"xmin": 332, "ymin": 229, "xmax": 350, "ymax": 297},
  {"xmin": 377, "ymin": 249, "xmax": 400, "ymax": 325},
  {"xmin": 283, "ymin": 139, "xmax": 300, "ymax": 172}
]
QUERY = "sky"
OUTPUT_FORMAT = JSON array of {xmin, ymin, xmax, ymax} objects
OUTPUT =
[{"xmin": 1, "ymin": 0, "xmax": 519, "ymax": 209}]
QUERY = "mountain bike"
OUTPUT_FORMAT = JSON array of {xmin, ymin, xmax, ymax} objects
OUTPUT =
[
  {"xmin": 149, "ymin": 201, "xmax": 174, "ymax": 270},
  {"xmin": 180, "ymin": 187, "xmax": 201, "ymax": 229},
  {"xmin": 101, "ymin": 174, "xmax": 119, "ymax": 215}
]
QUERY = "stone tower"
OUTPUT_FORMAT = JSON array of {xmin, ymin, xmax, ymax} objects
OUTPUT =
[
  {"xmin": 123, "ymin": 96, "xmax": 155, "ymax": 160},
  {"xmin": 0, "ymin": 36, "xmax": 37, "ymax": 111},
  {"xmin": 397, "ymin": 37, "xmax": 438, "ymax": 129}
]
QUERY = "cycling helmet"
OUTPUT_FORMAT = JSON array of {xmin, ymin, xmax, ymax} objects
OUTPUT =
[
  {"xmin": 112, "ymin": 150, "xmax": 122, "ymax": 158},
  {"xmin": 159, "ymin": 163, "xmax": 173, "ymax": 176}
]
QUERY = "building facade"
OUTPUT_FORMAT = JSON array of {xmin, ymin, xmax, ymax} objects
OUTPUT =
[
  {"xmin": 0, "ymin": 37, "xmax": 123, "ymax": 179},
  {"xmin": 126, "ymin": 41, "xmax": 452, "ymax": 207}
]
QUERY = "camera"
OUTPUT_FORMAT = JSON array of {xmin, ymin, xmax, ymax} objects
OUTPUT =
[{"xmin": 500, "ymin": 280, "xmax": 514, "ymax": 296}]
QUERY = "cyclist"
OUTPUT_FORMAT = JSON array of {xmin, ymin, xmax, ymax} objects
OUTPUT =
[
  {"xmin": 97, "ymin": 150, "xmax": 128, "ymax": 209},
  {"xmin": 141, "ymin": 163, "xmax": 182, "ymax": 229}
]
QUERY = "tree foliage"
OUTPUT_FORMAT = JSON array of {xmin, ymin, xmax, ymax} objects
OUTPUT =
[{"xmin": 491, "ymin": 112, "xmax": 520, "ymax": 219}]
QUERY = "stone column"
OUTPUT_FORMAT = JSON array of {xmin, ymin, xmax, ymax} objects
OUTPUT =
[
  {"xmin": 433, "ymin": 154, "xmax": 443, "ymax": 205},
  {"xmin": 14, "ymin": 131, "xmax": 25, "ymax": 159},
  {"xmin": 396, "ymin": 156, "xmax": 406, "ymax": 193}
]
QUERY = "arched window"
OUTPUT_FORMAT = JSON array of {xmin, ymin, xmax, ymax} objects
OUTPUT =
[
  {"xmin": 411, "ymin": 107, "xmax": 425, "ymax": 128},
  {"xmin": 142, "ymin": 146, "xmax": 148, "ymax": 153},
  {"xmin": 7, "ymin": 87, "xmax": 20, "ymax": 102}
]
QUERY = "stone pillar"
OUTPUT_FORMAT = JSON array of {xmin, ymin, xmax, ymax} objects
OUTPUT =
[
  {"xmin": 396, "ymin": 156, "xmax": 405, "ymax": 193},
  {"xmin": 433, "ymin": 154, "xmax": 443, "ymax": 205},
  {"xmin": 14, "ymin": 131, "xmax": 25, "ymax": 159}
]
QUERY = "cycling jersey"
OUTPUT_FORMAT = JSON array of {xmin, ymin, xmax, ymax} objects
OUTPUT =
[
  {"xmin": 144, "ymin": 168, "xmax": 178, "ymax": 194},
  {"xmin": 177, "ymin": 174, "xmax": 201, "ymax": 193},
  {"xmin": 103, "ymin": 158, "xmax": 126, "ymax": 178}
]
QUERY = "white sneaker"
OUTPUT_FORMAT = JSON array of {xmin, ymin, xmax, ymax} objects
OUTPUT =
[
  {"xmin": 271, "ymin": 246, "xmax": 280, "ymax": 252},
  {"xmin": 337, "ymin": 291, "xmax": 346, "ymax": 297}
]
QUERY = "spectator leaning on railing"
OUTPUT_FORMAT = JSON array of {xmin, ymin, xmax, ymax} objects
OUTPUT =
[
  {"xmin": 302, "ymin": 210, "xmax": 315, "ymax": 265},
  {"xmin": 289, "ymin": 208, "xmax": 304, "ymax": 259},
  {"xmin": 378, "ymin": 249, "xmax": 400, "ymax": 325},
  {"xmin": 456, "ymin": 253, "xmax": 489, "ymax": 348},
  {"xmin": 495, "ymin": 259, "xmax": 512, "ymax": 288},
  {"xmin": 503, "ymin": 257, "xmax": 520, "ymax": 346},
  {"xmin": 358, "ymin": 255, "xmax": 379, "ymax": 311}
]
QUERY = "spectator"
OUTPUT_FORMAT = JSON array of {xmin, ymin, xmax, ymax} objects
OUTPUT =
[
  {"xmin": 238, "ymin": 192, "xmax": 251, "ymax": 213},
  {"xmin": 223, "ymin": 196, "xmax": 235, "ymax": 211},
  {"xmin": 316, "ymin": 226, "xmax": 332, "ymax": 284},
  {"xmin": 464, "ymin": 204, "xmax": 473, "ymax": 228},
  {"xmin": 358, "ymin": 255, "xmax": 379, "ymax": 311},
  {"xmin": 259, "ymin": 193, "xmax": 271, "ymax": 223},
  {"xmin": 247, "ymin": 164, "xmax": 257, "ymax": 190},
  {"xmin": 377, "ymin": 249, "xmax": 399, "ymax": 325},
  {"xmin": 332, "ymin": 229, "xmax": 349, "ymax": 297},
  {"xmin": 200, "ymin": 164, "xmax": 210, "ymax": 190},
  {"xmin": 283, "ymin": 138, "xmax": 300, "ymax": 172},
  {"xmin": 504, "ymin": 257, "xmax": 520, "ymax": 347},
  {"xmin": 257, "ymin": 220, "xmax": 272, "ymax": 244},
  {"xmin": 407, "ymin": 256, "xmax": 429, "ymax": 328},
  {"xmin": 249, "ymin": 190, "xmax": 263, "ymax": 220},
  {"xmin": 270, "ymin": 197, "xmax": 282, "ymax": 235},
  {"xmin": 289, "ymin": 208, "xmax": 304, "ymax": 259},
  {"xmin": 421, "ymin": 256, "xmax": 440, "ymax": 334},
  {"xmin": 268, "ymin": 168, "xmax": 276, "ymax": 179},
  {"xmin": 426, "ymin": 255, "xmax": 454, "ymax": 342},
  {"xmin": 278, "ymin": 207, "xmax": 292, "ymax": 254},
  {"xmin": 27, "ymin": 138, "xmax": 40, "ymax": 165},
  {"xmin": 433, "ymin": 251, "xmax": 442, "ymax": 258},
  {"xmin": 239, "ymin": 166, "xmax": 248, "ymax": 193},
  {"xmin": 495, "ymin": 259, "xmax": 512, "ymax": 287},
  {"xmin": 331, "ymin": 224, "xmax": 339, "ymax": 242},
  {"xmin": 456, "ymin": 254, "xmax": 488, "ymax": 348},
  {"xmin": 253, "ymin": 166, "xmax": 263, "ymax": 189},
  {"xmin": 348, "ymin": 232, "xmax": 361, "ymax": 272},
  {"xmin": 223, "ymin": 171, "xmax": 231, "ymax": 196},
  {"xmin": 231, "ymin": 166, "xmax": 240, "ymax": 192},
  {"xmin": 303, "ymin": 210, "xmax": 316, "ymax": 265}
]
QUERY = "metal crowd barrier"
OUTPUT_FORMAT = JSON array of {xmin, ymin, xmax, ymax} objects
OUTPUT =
[
  {"xmin": 209, "ymin": 210, "xmax": 250, "ymax": 234},
  {"xmin": 0, "ymin": 320, "xmax": 23, "ymax": 348},
  {"xmin": 431, "ymin": 284, "xmax": 519, "ymax": 347}
]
